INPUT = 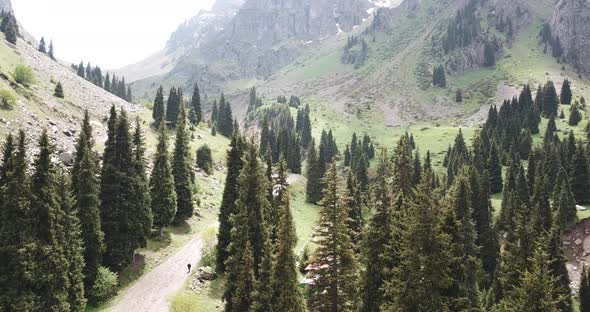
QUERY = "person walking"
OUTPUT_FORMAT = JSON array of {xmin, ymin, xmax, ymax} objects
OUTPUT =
[{"xmin": 187, "ymin": 263, "xmax": 192, "ymax": 273}]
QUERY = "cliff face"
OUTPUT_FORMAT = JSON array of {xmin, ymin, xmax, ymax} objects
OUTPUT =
[{"xmin": 551, "ymin": 0, "xmax": 590, "ymax": 74}]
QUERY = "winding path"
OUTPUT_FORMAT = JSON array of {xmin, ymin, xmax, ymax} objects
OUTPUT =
[{"xmin": 111, "ymin": 235, "xmax": 204, "ymax": 312}]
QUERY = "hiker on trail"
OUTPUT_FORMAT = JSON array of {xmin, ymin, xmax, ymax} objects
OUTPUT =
[{"xmin": 187, "ymin": 263, "xmax": 192, "ymax": 273}]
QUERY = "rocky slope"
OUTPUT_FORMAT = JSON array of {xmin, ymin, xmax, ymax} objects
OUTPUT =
[
  {"xmin": 0, "ymin": 32, "xmax": 144, "ymax": 164},
  {"xmin": 551, "ymin": 0, "xmax": 590, "ymax": 75}
]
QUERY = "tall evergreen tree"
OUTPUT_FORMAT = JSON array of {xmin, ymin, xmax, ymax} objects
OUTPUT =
[
  {"xmin": 0, "ymin": 131, "xmax": 39, "ymax": 310},
  {"xmin": 571, "ymin": 146, "xmax": 590, "ymax": 204},
  {"xmin": 48, "ymin": 40, "xmax": 55, "ymax": 60},
  {"xmin": 153, "ymin": 86, "xmax": 165, "ymax": 125},
  {"xmin": 216, "ymin": 135, "xmax": 245, "ymax": 273},
  {"xmin": 308, "ymin": 162, "xmax": 359, "ymax": 312},
  {"xmin": 130, "ymin": 119, "xmax": 153, "ymax": 249},
  {"xmin": 172, "ymin": 104, "xmax": 194, "ymax": 224},
  {"xmin": 166, "ymin": 87, "xmax": 180, "ymax": 126},
  {"xmin": 560, "ymin": 79, "xmax": 572, "ymax": 105},
  {"xmin": 488, "ymin": 141, "xmax": 503, "ymax": 193},
  {"xmin": 189, "ymin": 83, "xmax": 202, "ymax": 124},
  {"xmin": 305, "ymin": 140, "xmax": 323, "ymax": 204},
  {"xmin": 38, "ymin": 37, "xmax": 46, "ymax": 53},
  {"xmin": 150, "ymin": 123, "xmax": 177, "ymax": 230},
  {"xmin": 580, "ymin": 267, "xmax": 590, "ymax": 312},
  {"xmin": 71, "ymin": 111, "xmax": 104, "ymax": 291}
]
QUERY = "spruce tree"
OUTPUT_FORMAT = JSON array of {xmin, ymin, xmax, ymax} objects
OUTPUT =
[
  {"xmin": 153, "ymin": 86, "xmax": 165, "ymax": 125},
  {"xmin": 54, "ymin": 81, "xmax": 64, "ymax": 98},
  {"xmin": 251, "ymin": 239, "xmax": 273, "ymax": 312},
  {"xmin": 57, "ymin": 175, "xmax": 87, "ymax": 311},
  {"xmin": 4, "ymin": 15, "xmax": 18, "ymax": 44},
  {"xmin": 189, "ymin": 83, "xmax": 202, "ymax": 124},
  {"xmin": 270, "ymin": 185, "xmax": 304, "ymax": 312},
  {"xmin": 48, "ymin": 40, "xmax": 55, "ymax": 60},
  {"xmin": 71, "ymin": 111, "xmax": 104, "ymax": 291},
  {"xmin": 487, "ymin": 141, "xmax": 503, "ymax": 193},
  {"xmin": 38, "ymin": 37, "xmax": 46, "ymax": 53},
  {"xmin": 31, "ymin": 130, "xmax": 71, "ymax": 311},
  {"xmin": 543, "ymin": 81, "xmax": 559, "ymax": 117},
  {"xmin": 305, "ymin": 139, "xmax": 322, "ymax": 204},
  {"xmin": 555, "ymin": 172, "xmax": 578, "ymax": 230},
  {"xmin": 571, "ymin": 146, "xmax": 590, "ymax": 204},
  {"xmin": 150, "ymin": 123, "xmax": 177, "ymax": 230},
  {"xmin": 216, "ymin": 135, "xmax": 245, "ymax": 273},
  {"xmin": 172, "ymin": 104, "xmax": 194, "ymax": 224},
  {"xmin": 569, "ymin": 104, "xmax": 582, "ymax": 126},
  {"xmin": 561, "ymin": 79, "xmax": 572, "ymax": 105},
  {"xmin": 547, "ymin": 229, "xmax": 573, "ymax": 312},
  {"xmin": 0, "ymin": 131, "xmax": 39, "ymax": 310},
  {"xmin": 166, "ymin": 87, "xmax": 180, "ymax": 126},
  {"xmin": 384, "ymin": 173, "xmax": 454, "ymax": 311},
  {"xmin": 308, "ymin": 162, "xmax": 359, "ymax": 312},
  {"xmin": 130, "ymin": 118, "xmax": 153, "ymax": 249}
]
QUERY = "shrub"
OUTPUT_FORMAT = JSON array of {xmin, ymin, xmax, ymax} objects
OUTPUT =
[
  {"xmin": 196, "ymin": 144, "xmax": 213, "ymax": 174},
  {"xmin": 90, "ymin": 266, "xmax": 118, "ymax": 303},
  {"xmin": 13, "ymin": 64, "xmax": 35, "ymax": 86},
  {"xmin": 0, "ymin": 89, "xmax": 16, "ymax": 109}
]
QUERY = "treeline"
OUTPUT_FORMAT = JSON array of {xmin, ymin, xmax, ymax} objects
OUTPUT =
[
  {"xmin": 71, "ymin": 62, "xmax": 133, "ymax": 102},
  {"xmin": 0, "ymin": 9, "xmax": 19, "ymax": 44},
  {"xmin": 152, "ymin": 84, "xmax": 203, "ymax": 128},
  {"xmin": 0, "ymin": 105, "xmax": 198, "ymax": 309}
]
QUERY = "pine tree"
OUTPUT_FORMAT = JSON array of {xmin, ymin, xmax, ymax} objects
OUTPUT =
[
  {"xmin": 580, "ymin": 267, "xmax": 590, "ymax": 312},
  {"xmin": 0, "ymin": 131, "xmax": 38, "ymax": 310},
  {"xmin": 172, "ymin": 104, "xmax": 194, "ymax": 224},
  {"xmin": 71, "ymin": 111, "xmax": 104, "ymax": 291},
  {"xmin": 166, "ymin": 87, "xmax": 180, "ymax": 126},
  {"xmin": 547, "ymin": 229, "xmax": 573, "ymax": 312},
  {"xmin": 305, "ymin": 139, "xmax": 323, "ymax": 204},
  {"xmin": 561, "ymin": 79, "xmax": 572, "ymax": 104},
  {"xmin": 189, "ymin": 83, "xmax": 202, "ymax": 124},
  {"xmin": 57, "ymin": 175, "xmax": 87, "ymax": 311},
  {"xmin": 54, "ymin": 81, "xmax": 64, "ymax": 98},
  {"xmin": 251, "ymin": 239, "xmax": 273, "ymax": 312},
  {"xmin": 150, "ymin": 123, "xmax": 177, "ymax": 230},
  {"xmin": 216, "ymin": 135, "xmax": 245, "ymax": 273},
  {"xmin": 38, "ymin": 37, "xmax": 46, "ymax": 53},
  {"xmin": 543, "ymin": 81, "xmax": 559, "ymax": 117},
  {"xmin": 488, "ymin": 141, "xmax": 503, "ymax": 193},
  {"xmin": 308, "ymin": 162, "xmax": 359, "ymax": 312},
  {"xmin": 270, "ymin": 185, "xmax": 305, "ymax": 312},
  {"xmin": 555, "ymin": 171, "xmax": 578, "ymax": 230},
  {"xmin": 4, "ymin": 15, "xmax": 18, "ymax": 44}
]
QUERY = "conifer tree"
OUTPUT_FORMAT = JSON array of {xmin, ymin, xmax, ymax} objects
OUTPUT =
[
  {"xmin": 4, "ymin": 15, "xmax": 18, "ymax": 44},
  {"xmin": 150, "ymin": 123, "xmax": 177, "ymax": 230},
  {"xmin": 31, "ymin": 130, "xmax": 71, "ymax": 311},
  {"xmin": 54, "ymin": 81, "xmax": 64, "ymax": 98},
  {"xmin": 38, "ymin": 37, "xmax": 46, "ymax": 53},
  {"xmin": 543, "ymin": 81, "xmax": 559, "ymax": 117},
  {"xmin": 361, "ymin": 150, "xmax": 400, "ymax": 312},
  {"xmin": 547, "ymin": 229, "xmax": 573, "ymax": 312},
  {"xmin": 172, "ymin": 104, "xmax": 194, "ymax": 224},
  {"xmin": 216, "ymin": 135, "xmax": 245, "ymax": 273},
  {"xmin": 555, "ymin": 172, "xmax": 577, "ymax": 230},
  {"xmin": 484, "ymin": 43, "xmax": 496, "ymax": 66},
  {"xmin": 487, "ymin": 141, "xmax": 503, "ymax": 193},
  {"xmin": 251, "ymin": 239, "xmax": 273, "ymax": 312},
  {"xmin": 571, "ymin": 146, "xmax": 590, "ymax": 204},
  {"xmin": 0, "ymin": 131, "xmax": 38, "ymax": 310},
  {"xmin": 580, "ymin": 267, "xmax": 590, "ymax": 312},
  {"xmin": 211, "ymin": 100, "xmax": 218, "ymax": 124},
  {"xmin": 57, "ymin": 175, "xmax": 87, "ymax": 311},
  {"xmin": 189, "ymin": 83, "xmax": 202, "ymax": 124},
  {"xmin": 48, "ymin": 40, "xmax": 55, "ymax": 60},
  {"xmin": 384, "ymin": 173, "xmax": 453, "ymax": 311},
  {"xmin": 166, "ymin": 87, "xmax": 179, "ymax": 126},
  {"xmin": 270, "ymin": 185, "xmax": 305, "ymax": 312},
  {"xmin": 569, "ymin": 104, "xmax": 582, "ymax": 126},
  {"xmin": 561, "ymin": 79, "xmax": 572, "ymax": 105},
  {"xmin": 305, "ymin": 140, "xmax": 323, "ymax": 204},
  {"xmin": 152, "ymin": 86, "xmax": 165, "ymax": 125},
  {"xmin": 130, "ymin": 119, "xmax": 153, "ymax": 249},
  {"xmin": 71, "ymin": 111, "xmax": 104, "ymax": 291},
  {"xmin": 308, "ymin": 162, "xmax": 359, "ymax": 312}
]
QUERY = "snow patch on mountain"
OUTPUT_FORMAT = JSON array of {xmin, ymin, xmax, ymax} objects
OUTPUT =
[{"xmin": 369, "ymin": 0, "xmax": 403, "ymax": 8}]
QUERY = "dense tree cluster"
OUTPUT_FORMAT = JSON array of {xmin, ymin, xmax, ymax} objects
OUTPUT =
[
  {"xmin": 1, "ymin": 10, "xmax": 19, "ymax": 45},
  {"xmin": 342, "ymin": 35, "xmax": 368, "ymax": 67},
  {"xmin": 210, "ymin": 93, "xmax": 235, "ymax": 137},
  {"xmin": 541, "ymin": 23, "xmax": 563, "ymax": 59},
  {"xmin": 344, "ymin": 132, "xmax": 375, "ymax": 191},
  {"xmin": 442, "ymin": 0, "xmax": 481, "ymax": 53},
  {"xmin": 306, "ymin": 129, "xmax": 338, "ymax": 204},
  {"xmin": 73, "ymin": 62, "xmax": 132, "ymax": 102}
]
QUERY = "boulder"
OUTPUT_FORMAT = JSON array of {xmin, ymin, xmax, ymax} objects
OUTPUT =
[{"xmin": 197, "ymin": 266, "xmax": 217, "ymax": 281}]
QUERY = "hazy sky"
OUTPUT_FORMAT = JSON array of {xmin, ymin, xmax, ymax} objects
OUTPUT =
[{"xmin": 12, "ymin": 0, "xmax": 216, "ymax": 69}]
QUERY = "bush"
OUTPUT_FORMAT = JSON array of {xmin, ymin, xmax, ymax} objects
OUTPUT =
[
  {"xmin": 90, "ymin": 266, "xmax": 118, "ymax": 303},
  {"xmin": 196, "ymin": 144, "xmax": 213, "ymax": 175},
  {"xmin": 0, "ymin": 89, "xmax": 16, "ymax": 109},
  {"xmin": 13, "ymin": 64, "xmax": 35, "ymax": 86}
]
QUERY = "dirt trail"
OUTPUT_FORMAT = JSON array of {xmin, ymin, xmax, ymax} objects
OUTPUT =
[{"xmin": 111, "ymin": 235, "xmax": 204, "ymax": 312}]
